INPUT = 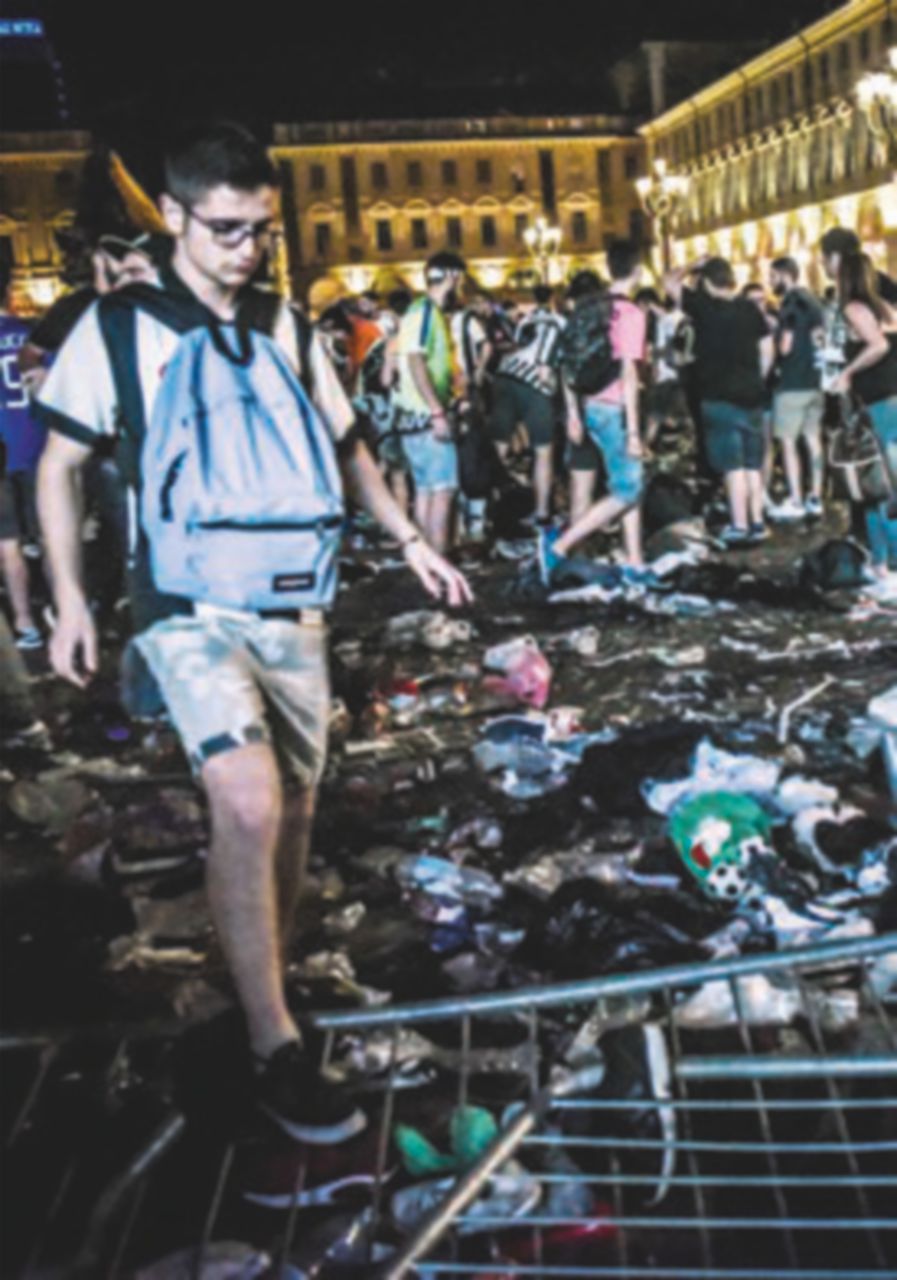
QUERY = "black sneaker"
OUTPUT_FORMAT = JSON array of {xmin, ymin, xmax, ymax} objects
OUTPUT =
[
  {"xmin": 256, "ymin": 1039, "xmax": 368, "ymax": 1145},
  {"xmin": 240, "ymin": 1126, "xmax": 390, "ymax": 1210},
  {"xmin": 597, "ymin": 1023, "xmax": 676, "ymax": 1207}
]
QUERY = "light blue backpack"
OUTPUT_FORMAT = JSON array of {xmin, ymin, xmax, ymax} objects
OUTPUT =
[{"xmin": 141, "ymin": 318, "xmax": 345, "ymax": 611}]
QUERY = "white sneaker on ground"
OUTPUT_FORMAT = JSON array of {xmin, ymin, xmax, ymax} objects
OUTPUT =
[
  {"xmin": 767, "ymin": 497, "xmax": 805, "ymax": 522},
  {"xmin": 804, "ymin": 495, "xmax": 823, "ymax": 518}
]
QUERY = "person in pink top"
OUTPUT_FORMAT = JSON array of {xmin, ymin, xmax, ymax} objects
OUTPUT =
[{"xmin": 539, "ymin": 241, "xmax": 647, "ymax": 581}]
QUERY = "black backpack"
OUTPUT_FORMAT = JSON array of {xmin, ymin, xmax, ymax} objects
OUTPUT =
[{"xmin": 557, "ymin": 292, "xmax": 619, "ymax": 396}]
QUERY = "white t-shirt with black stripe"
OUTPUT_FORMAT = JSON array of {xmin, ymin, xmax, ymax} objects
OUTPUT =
[{"xmin": 497, "ymin": 307, "xmax": 566, "ymax": 397}]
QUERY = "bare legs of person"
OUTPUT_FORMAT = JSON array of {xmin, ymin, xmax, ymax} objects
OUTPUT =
[
  {"xmin": 495, "ymin": 439, "xmax": 553, "ymax": 523},
  {"xmin": 0, "ymin": 539, "xmax": 37, "ymax": 634},
  {"xmin": 532, "ymin": 445, "xmax": 553, "ymax": 522},
  {"xmin": 202, "ymin": 742, "xmax": 299, "ymax": 1060},
  {"xmin": 554, "ymin": 493, "xmax": 643, "ymax": 567},
  {"xmin": 569, "ymin": 469, "xmax": 596, "ymax": 526},
  {"xmin": 724, "ymin": 469, "xmax": 765, "ymax": 530},
  {"xmin": 414, "ymin": 488, "xmax": 455, "ymax": 554},
  {"xmin": 781, "ymin": 431, "xmax": 824, "ymax": 505}
]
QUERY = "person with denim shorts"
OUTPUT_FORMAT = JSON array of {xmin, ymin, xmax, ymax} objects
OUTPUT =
[
  {"xmin": 394, "ymin": 252, "xmax": 465, "ymax": 552},
  {"xmin": 539, "ymin": 242, "xmax": 647, "ymax": 584},
  {"xmin": 666, "ymin": 256, "xmax": 775, "ymax": 548},
  {"xmin": 36, "ymin": 124, "xmax": 472, "ymax": 1149}
]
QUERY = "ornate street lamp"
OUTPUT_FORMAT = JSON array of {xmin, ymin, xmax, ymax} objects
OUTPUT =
[
  {"xmin": 856, "ymin": 46, "xmax": 897, "ymax": 165},
  {"xmin": 635, "ymin": 157, "xmax": 690, "ymax": 274},
  {"xmin": 523, "ymin": 216, "xmax": 562, "ymax": 283}
]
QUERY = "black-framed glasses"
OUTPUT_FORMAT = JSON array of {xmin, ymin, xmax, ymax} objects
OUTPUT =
[{"xmin": 182, "ymin": 203, "xmax": 280, "ymax": 248}]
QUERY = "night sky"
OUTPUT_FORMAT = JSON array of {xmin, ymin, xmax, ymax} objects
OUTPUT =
[{"xmin": 3, "ymin": 0, "xmax": 839, "ymax": 140}]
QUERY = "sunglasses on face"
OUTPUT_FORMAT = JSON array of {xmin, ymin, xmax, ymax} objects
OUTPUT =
[{"xmin": 182, "ymin": 203, "xmax": 279, "ymax": 248}]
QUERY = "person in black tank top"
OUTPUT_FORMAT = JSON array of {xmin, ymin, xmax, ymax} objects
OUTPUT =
[{"xmin": 834, "ymin": 252, "xmax": 897, "ymax": 594}]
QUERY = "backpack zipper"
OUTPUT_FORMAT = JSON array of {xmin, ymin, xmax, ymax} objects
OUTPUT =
[{"xmin": 193, "ymin": 516, "xmax": 343, "ymax": 533}]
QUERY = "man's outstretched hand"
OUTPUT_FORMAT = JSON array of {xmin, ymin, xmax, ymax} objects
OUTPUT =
[
  {"xmin": 403, "ymin": 538, "xmax": 473, "ymax": 607},
  {"xmin": 48, "ymin": 600, "xmax": 98, "ymax": 689}
]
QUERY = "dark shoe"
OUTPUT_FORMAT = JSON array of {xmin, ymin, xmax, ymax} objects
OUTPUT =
[
  {"xmin": 597, "ymin": 1023, "xmax": 675, "ymax": 1206},
  {"xmin": 719, "ymin": 525, "xmax": 750, "ymax": 548},
  {"xmin": 747, "ymin": 522, "xmax": 770, "ymax": 544},
  {"xmin": 255, "ymin": 1039, "xmax": 368, "ymax": 1145},
  {"xmin": 240, "ymin": 1126, "xmax": 388, "ymax": 1209}
]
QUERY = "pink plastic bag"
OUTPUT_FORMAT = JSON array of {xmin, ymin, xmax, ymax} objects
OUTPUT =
[{"xmin": 482, "ymin": 637, "xmax": 552, "ymax": 710}]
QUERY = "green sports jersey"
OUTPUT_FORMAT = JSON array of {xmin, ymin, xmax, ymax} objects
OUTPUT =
[{"xmin": 395, "ymin": 296, "xmax": 454, "ymax": 415}]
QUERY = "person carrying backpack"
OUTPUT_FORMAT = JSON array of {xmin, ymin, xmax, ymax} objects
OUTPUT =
[
  {"xmin": 538, "ymin": 242, "xmax": 648, "ymax": 584},
  {"xmin": 36, "ymin": 121, "xmax": 470, "ymax": 1145}
]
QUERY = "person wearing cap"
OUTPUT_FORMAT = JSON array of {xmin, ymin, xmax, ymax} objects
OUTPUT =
[
  {"xmin": 665, "ymin": 256, "xmax": 775, "ymax": 548},
  {"xmin": 393, "ymin": 250, "xmax": 466, "ymax": 552}
]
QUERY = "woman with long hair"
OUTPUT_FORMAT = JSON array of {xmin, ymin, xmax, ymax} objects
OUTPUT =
[{"xmin": 834, "ymin": 251, "xmax": 897, "ymax": 596}]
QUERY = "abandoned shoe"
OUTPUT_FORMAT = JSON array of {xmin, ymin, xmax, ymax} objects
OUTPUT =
[
  {"xmin": 240, "ymin": 1127, "xmax": 389, "ymax": 1209},
  {"xmin": 255, "ymin": 1040, "xmax": 367, "ymax": 1145},
  {"xmin": 537, "ymin": 525, "xmax": 565, "ymax": 586}
]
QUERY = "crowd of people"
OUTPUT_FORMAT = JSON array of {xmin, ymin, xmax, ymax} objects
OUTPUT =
[{"xmin": 1, "ymin": 120, "xmax": 897, "ymax": 1145}]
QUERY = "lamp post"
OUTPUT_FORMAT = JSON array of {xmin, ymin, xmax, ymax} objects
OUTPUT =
[
  {"xmin": 635, "ymin": 157, "xmax": 689, "ymax": 275},
  {"xmin": 523, "ymin": 216, "xmax": 562, "ymax": 283},
  {"xmin": 856, "ymin": 46, "xmax": 897, "ymax": 166}
]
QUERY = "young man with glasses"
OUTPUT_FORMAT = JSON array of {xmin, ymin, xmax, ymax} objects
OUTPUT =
[{"xmin": 36, "ymin": 122, "xmax": 470, "ymax": 1144}]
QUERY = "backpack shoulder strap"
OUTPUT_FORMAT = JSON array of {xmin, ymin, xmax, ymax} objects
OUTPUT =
[
  {"xmin": 243, "ymin": 289, "xmax": 314, "ymax": 397},
  {"xmin": 97, "ymin": 287, "xmax": 204, "ymax": 486}
]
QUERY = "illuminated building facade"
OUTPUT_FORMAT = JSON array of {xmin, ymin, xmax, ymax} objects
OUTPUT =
[
  {"xmin": 0, "ymin": 131, "xmax": 88, "ymax": 314},
  {"xmin": 639, "ymin": 0, "xmax": 897, "ymax": 287},
  {"xmin": 272, "ymin": 116, "xmax": 646, "ymax": 303}
]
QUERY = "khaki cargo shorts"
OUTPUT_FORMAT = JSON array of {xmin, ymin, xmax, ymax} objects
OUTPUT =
[
  {"xmin": 136, "ymin": 604, "xmax": 330, "ymax": 785},
  {"xmin": 773, "ymin": 390, "xmax": 824, "ymax": 443}
]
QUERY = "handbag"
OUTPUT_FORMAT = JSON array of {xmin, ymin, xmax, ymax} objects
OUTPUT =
[{"xmin": 828, "ymin": 395, "xmax": 892, "ymax": 506}]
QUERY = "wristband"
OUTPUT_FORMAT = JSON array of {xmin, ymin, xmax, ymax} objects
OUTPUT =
[{"xmin": 400, "ymin": 533, "xmax": 422, "ymax": 550}]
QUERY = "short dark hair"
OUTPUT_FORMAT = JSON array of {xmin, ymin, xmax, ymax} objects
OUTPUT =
[
  {"xmin": 770, "ymin": 256, "xmax": 799, "ymax": 280},
  {"xmin": 741, "ymin": 282, "xmax": 764, "ymax": 298},
  {"xmin": 388, "ymin": 288, "xmax": 412, "ymax": 315},
  {"xmin": 361, "ymin": 289, "xmax": 380, "ymax": 303},
  {"xmin": 635, "ymin": 286, "xmax": 661, "ymax": 306},
  {"xmin": 567, "ymin": 269, "xmax": 603, "ymax": 300},
  {"xmin": 163, "ymin": 121, "xmax": 278, "ymax": 206},
  {"xmin": 533, "ymin": 284, "xmax": 553, "ymax": 306},
  {"xmin": 701, "ymin": 256, "xmax": 736, "ymax": 289},
  {"xmin": 606, "ymin": 238, "xmax": 640, "ymax": 281},
  {"xmin": 425, "ymin": 250, "xmax": 466, "ymax": 282},
  {"xmin": 820, "ymin": 226, "xmax": 860, "ymax": 258}
]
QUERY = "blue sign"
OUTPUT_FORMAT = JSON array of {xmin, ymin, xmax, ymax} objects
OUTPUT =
[{"xmin": 0, "ymin": 19, "xmax": 45, "ymax": 37}]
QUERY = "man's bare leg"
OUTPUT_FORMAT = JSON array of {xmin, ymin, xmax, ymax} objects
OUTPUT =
[
  {"xmin": 533, "ymin": 445, "xmax": 553, "ymax": 522},
  {"xmin": 202, "ymin": 742, "xmax": 296, "ymax": 1060},
  {"xmin": 724, "ymin": 469, "xmax": 749, "ymax": 529},
  {"xmin": 621, "ymin": 505, "xmax": 644, "ymax": 568},
  {"xmin": 427, "ymin": 489, "xmax": 455, "ymax": 553},
  {"xmin": 0, "ymin": 539, "xmax": 37, "ymax": 633},
  {"xmin": 276, "ymin": 784, "xmax": 315, "ymax": 959},
  {"xmin": 554, "ymin": 494, "xmax": 626, "ymax": 558}
]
